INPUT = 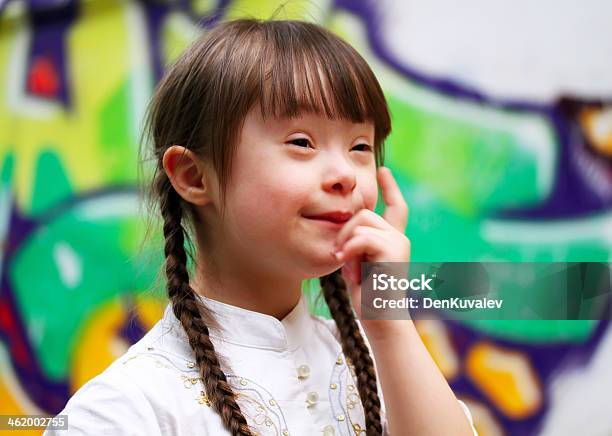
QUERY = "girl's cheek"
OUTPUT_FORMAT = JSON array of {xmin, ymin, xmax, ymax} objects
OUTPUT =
[
  {"xmin": 238, "ymin": 176, "xmax": 308, "ymax": 223},
  {"xmin": 271, "ymin": 168, "xmax": 313, "ymax": 200}
]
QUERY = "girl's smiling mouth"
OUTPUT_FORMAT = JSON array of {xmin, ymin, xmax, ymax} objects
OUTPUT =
[
  {"xmin": 302, "ymin": 210, "xmax": 353, "ymax": 228},
  {"xmin": 303, "ymin": 210, "xmax": 353, "ymax": 221}
]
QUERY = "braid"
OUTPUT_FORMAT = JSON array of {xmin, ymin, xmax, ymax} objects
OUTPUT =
[
  {"xmin": 320, "ymin": 270, "xmax": 383, "ymax": 436},
  {"xmin": 160, "ymin": 180, "xmax": 253, "ymax": 436}
]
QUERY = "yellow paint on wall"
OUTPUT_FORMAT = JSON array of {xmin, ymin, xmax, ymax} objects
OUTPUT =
[
  {"xmin": 466, "ymin": 342, "xmax": 542, "ymax": 419},
  {"xmin": 0, "ymin": 360, "xmax": 42, "ymax": 436},
  {"xmin": 70, "ymin": 299, "xmax": 125, "ymax": 392},
  {"xmin": 223, "ymin": 0, "xmax": 323, "ymax": 21},
  {"xmin": 415, "ymin": 319, "xmax": 459, "ymax": 380},
  {"xmin": 0, "ymin": 0, "xmax": 135, "ymax": 213},
  {"xmin": 70, "ymin": 295, "xmax": 163, "ymax": 392}
]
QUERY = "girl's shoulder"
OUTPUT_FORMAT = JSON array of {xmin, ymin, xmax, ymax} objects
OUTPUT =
[
  {"xmin": 43, "ymin": 356, "xmax": 163, "ymax": 435},
  {"xmin": 44, "ymin": 318, "xmax": 222, "ymax": 435}
]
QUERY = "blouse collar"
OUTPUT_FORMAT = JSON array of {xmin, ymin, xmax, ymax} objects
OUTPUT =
[{"xmin": 161, "ymin": 292, "xmax": 314, "ymax": 352}]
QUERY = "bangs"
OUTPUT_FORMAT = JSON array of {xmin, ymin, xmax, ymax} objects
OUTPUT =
[{"xmin": 252, "ymin": 22, "xmax": 391, "ymax": 144}]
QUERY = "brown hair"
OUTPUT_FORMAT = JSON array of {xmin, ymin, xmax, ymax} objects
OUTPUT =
[{"xmin": 140, "ymin": 18, "xmax": 391, "ymax": 435}]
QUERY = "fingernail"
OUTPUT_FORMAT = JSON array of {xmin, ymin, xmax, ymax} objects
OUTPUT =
[{"xmin": 334, "ymin": 250, "xmax": 344, "ymax": 261}]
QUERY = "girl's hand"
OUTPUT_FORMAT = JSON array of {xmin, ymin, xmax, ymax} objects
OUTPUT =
[{"xmin": 332, "ymin": 166, "xmax": 411, "ymax": 337}]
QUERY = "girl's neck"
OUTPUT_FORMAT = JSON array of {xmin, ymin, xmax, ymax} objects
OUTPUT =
[{"xmin": 190, "ymin": 268, "xmax": 304, "ymax": 321}]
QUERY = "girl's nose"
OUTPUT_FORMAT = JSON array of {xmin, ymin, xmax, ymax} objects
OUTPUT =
[{"xmin": 322, "ymin": 161, "xmax": 356, "ymax": 195}]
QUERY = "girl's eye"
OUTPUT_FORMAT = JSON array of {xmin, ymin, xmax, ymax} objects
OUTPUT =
[
  {"xmin": 286, "ymin": 138, "xmax": 373, "ymax": 152},
  {"xmin": 287, "ymin": 138, "xmax": 313, "ymax": 149},
  {"xmin": 352, "ymin": 143, "xmax": 373, "ymax": 152}
]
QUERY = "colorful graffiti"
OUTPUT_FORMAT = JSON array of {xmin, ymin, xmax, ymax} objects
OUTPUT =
[{"xmin": 1, "ymin": 0, "xmax": 610, "ymax": 435}]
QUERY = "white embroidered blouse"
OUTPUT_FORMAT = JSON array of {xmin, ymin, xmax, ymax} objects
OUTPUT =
[{"xmin": 44, "ymin": 293, "xmax": 477, "ymax": 435}]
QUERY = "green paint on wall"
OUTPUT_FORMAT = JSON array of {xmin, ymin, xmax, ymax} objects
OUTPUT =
[
  {"xmin": 386, "ymin": 95, "xmax": 541, "ymax": 217},
  {"xmin": 99, "ymin": 80, "xmax": 137, "ymax": 183},
  {"xmin": 30, "ymin": 150, "xmax": 73, "ymax": 215},
  {"xmin": 11, "ymin": 193, "xmax": 158, "ymax": 380}
]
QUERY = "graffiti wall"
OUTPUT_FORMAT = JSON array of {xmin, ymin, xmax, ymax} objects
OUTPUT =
[{"xmin": 1, "ymin": 0, "xmax": 610, "ymax": 435}]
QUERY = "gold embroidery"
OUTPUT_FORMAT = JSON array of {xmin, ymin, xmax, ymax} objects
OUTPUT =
[
  {"xmin": 241, "ymin": 392, "xmax": 279, "ymax": 431},
  {"xmin": 196, "ymin": 391, "xmax": 211, "ymax": 407},
  {"xmin": 352, "ymin": 423, "xmax": 365, "ymax": 434},
  {"xmin": 230, "ymin": 377, "xmax": 287, "ymax": 435},
  {"xmin": 346, "ymin": 373, "xmax": 365, "ymax": 434},
  {"xmin": 181, "ymin": 375, "xmax": 200, "ymax": 389},
  {"xmin": 330, "ymin": 351, "xmax": 368, "ymax": 435}
]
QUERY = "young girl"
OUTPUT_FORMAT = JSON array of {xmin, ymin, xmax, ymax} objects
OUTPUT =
[{"xmin": 45, "ymin": 18, "xmax": 477, "ymax": 436}]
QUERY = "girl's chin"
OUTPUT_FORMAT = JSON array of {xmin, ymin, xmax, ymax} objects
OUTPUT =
[
  {"xmin": 304, "ymin": 254, "xmax": 344, "ymax": 277},
  {"xmin": 291, "ymin": 242, "xmax": 344, "ymax": 274}
]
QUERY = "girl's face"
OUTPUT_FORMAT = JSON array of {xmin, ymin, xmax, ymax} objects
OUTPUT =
[{"xmin": 216, "ymin": 105, "xmax": 379, "ymax": 279}]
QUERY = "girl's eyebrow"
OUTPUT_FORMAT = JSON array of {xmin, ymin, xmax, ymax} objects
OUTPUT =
[
  {"xmin": 281, "ymin": 121, "xmax": 375, "ymax": 144},
  {"xmin": 276, "ymin": 115, "xmax": 374, "ymax": 134}
]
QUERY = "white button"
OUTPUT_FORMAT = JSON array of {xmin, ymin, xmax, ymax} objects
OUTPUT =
[
  {"xmin": 297, "ymin": 364, "xmax": 310, "ymax": 379},
  {"xmin": 305, "ymin": 391, "xmax": 319, "ymax": 407},
  {"xmin": 323, "ymin": 425, "xmax": 335, "ymax": 436}
]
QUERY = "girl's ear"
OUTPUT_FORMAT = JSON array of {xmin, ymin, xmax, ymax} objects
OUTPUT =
[{"xmin": 162, "ymin": 145, "xmax": 215, "ymax": 206}]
